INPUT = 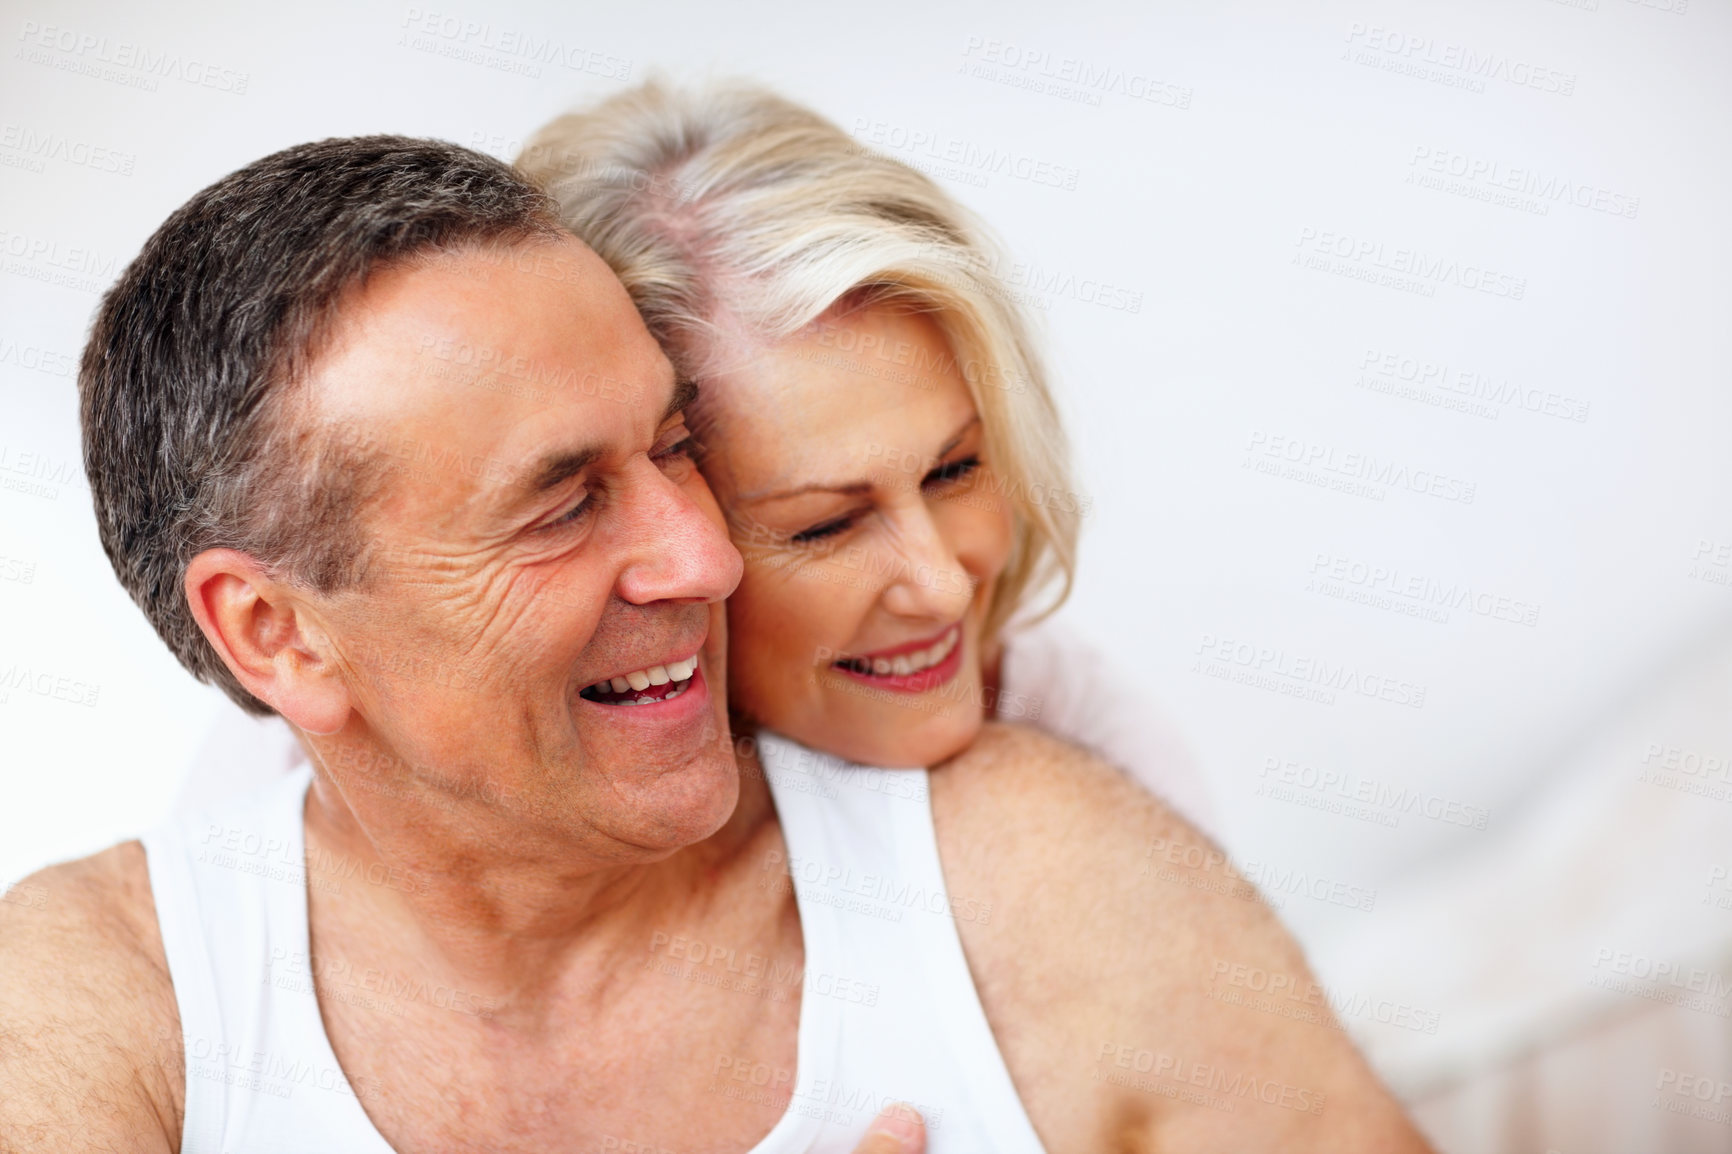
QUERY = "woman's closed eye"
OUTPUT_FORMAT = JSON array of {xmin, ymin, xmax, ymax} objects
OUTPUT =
[
  {"xmin": 787, "ymin": 455, "xmax": 979, "ymax": 543},
  {"xmin": 923, "ymin": 454, "xmax": 980, "ymax": 489},
  {"xmin": 790, "ymin": 512, "xmax": 858, "ymax": 544}
]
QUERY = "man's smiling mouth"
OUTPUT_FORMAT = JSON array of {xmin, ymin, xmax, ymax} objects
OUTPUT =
[{"xmin": 578, "ymin": 656, "xmax": 700, "ymax": 705}]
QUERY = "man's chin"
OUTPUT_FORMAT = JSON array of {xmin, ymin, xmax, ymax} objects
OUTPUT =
[
  {"xmin": 595, "ymin": 748, "xmax": 741, "ymax": 851},
  {"xmin": 565, "ymin": 643, "xmax": 739, "ymax": 850}
]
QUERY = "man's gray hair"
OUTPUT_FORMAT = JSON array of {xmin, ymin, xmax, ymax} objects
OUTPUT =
[{"xmin": 78, "ymin": 135, "xmax": 564, "ymax": 716}]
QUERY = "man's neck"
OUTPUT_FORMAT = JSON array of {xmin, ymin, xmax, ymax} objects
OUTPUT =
[
  {"xmin": 298, "ymin": 733, "xmax": 779, "ymax": 1019},
  {"xmin": 292, "ymin": 735, "xmax": 805, "ymax": 1152}
]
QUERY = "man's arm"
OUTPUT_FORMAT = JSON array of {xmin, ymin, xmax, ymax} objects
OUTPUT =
[
  {"xmin": 933, "ymin": 722, "xmax": 1433, "ymax": 1154},
  {"xmin": 0, "ymin": 842, "xmax": 182, "ymax": 1153}
]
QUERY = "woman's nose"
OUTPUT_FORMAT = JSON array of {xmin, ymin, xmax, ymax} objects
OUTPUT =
[{"xmin": 877, "ymin": 504, "xmax": 976, "ymax": 622}]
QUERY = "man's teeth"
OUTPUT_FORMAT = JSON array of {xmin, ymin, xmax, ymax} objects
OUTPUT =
[
  {"xmin": 841, "ymin": 627, "xmax": 959, "ymax": 677},
  {"xmin": 588, "ymin": 656, "xmax": 699, "ymax": 698}
]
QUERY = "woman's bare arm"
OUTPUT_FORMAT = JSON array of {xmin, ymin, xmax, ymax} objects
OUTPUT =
[{"xmin": 932, "ymin": 722, "xmax": 1433, "ymax": 1154}]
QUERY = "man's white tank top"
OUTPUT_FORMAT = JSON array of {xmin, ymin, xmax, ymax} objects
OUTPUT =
[{"xmin": 142, "ymin": 730, "xmax": 1045, "ymax": 1154}]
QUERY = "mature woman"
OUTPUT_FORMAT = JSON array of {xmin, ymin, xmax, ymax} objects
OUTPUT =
[{"xmin": 518, "ymin": 81, "xmax": 1213, "ymax": 833}]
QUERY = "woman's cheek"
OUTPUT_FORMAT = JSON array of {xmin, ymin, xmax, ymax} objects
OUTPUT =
[
  {"xmin": 942, "ymin": 500, "xmax": 1014, "ymax": 589},
  {"xmin": 729, "ymin": 557, "xmax": 826, "ymax": 687},
  {"xmin": 723, "ymin": 578, "xmax": 775, "ymax": 705}
]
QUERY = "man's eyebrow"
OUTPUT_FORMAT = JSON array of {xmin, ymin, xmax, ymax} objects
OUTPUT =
[
  {"xmin": 663, "ymin": 377, "xmax": 699, "ymax": 425},
  {"xmin": 525, "ymin": 445, "xmax": 604, "ymax": 495},
  {"xmin": 738, "ymin": 415, "xmax": 981, "ymax": 504}
]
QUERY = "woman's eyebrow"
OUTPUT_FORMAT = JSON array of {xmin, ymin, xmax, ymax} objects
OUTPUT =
[
  {"xmin": 736, "ymin": 415, "xmax": 982, "ymax": 504},
  {"xmin": 933, "ymin": 414, "xmax": 981, "ymax": 459},
  {"xmin": 737, "ymin": 479, "xmax": 872, "ymax": 504}
]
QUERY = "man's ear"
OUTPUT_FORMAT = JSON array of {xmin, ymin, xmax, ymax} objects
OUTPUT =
[{"xmin": 183, "ymin": 548, "xmax": 353, "ymax": 735}]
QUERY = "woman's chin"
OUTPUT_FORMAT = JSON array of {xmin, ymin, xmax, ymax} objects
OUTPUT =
[{"xmin": 791, "ymin": 709, "xmax": 985, "ymax": 771}]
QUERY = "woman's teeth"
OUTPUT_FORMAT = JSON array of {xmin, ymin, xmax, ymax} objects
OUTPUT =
[
  {"xmin": 582, "ymin": 656, "xmax": 699, "ymax": 704},
  {"xmin": 839, "ymin": 627, "xmax": 959, "ymax": 678}
]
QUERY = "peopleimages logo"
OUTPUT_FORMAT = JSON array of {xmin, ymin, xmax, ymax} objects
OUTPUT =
[
  {"xmin": 850, "ymin": 118, "xmax": 1082, "ymax": 192},
  {"xmin": 1093, "ymin": 1043, "xmax": 1326, "ymax": 1114},
  {"xmin": 958, "ymin": 36, "xmax": 1192, "ymax": 110},
  {"xmin": 0, "ymin": 124, "xmax": 135, "ymax": 176},
  {"xmin": 0, "ymin": 228, "xmax": 121, "ymax": 282},
  {"xmin": 14, "ymin": 20, "xmax": 250, "ymax": 94},
  {"xmin": 1257, "ymin": 756, "xmax": 1490, "ymax": 830},
  {"xmin": 1208, "ymin": 959, "xmax": 1443, "ymax": 1035},
  {"xmin": 0, "ymin": 335, "xmax": 78, "ymax": 379},
  {"xmin": 1244, "ymin": 430, "xmax": 1477, "ymax": 505},
  {"xmin": 1193, "ymin": 631, "xmax": 1428, "ymax": 710},
  {"xmin": 0, "ymin": 442, "xmax": 80, "ymax": 500},
  {"xmin": 1343, "ymin": 22, "xmax": 1577, "ymax": 96},
  {"xmin": 763, "ymin": 849, "xmax": 992, "ymax": 924},
  {"xmin": 1356, "ymin": 348, "xmax": 1590, "ymax": 425},
  {"xmin": 398, "ymin": 8, "xmax": 631, "ymax": 80},
  {"xmin": 1407, "ymin": 146, "xmax": 1639, "ymax": 220},
  {"xmin": 1589, "ymin": 946, "xmax": 1732, "ymax": 1010},
  {"xmin": 1236, "ymin": 859, "xmax": 1378, "ymax": 913},
  {"xmin": 1309, "ymin": 551, "xmax": 1540, "ymax": 628},
  {"xmin": 0, "ymin": 661, "xmax": 101, "ymax": 707},
  {"xmin": 1295, "ymin": 227, "xmax": 1526, "ymax": 301}
]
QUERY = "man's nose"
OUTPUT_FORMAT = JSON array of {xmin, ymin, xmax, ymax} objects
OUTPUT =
[
  {"xmin": 877, "ymin": 504, "xmax": 975, "ymax": 622},
  {"xmin": 615, "ymin": 462, "xmax": 743, "ymax": 607}
]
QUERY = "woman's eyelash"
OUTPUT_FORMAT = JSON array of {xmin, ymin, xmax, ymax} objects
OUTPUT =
[
  {"xmin": 923, "ymin": 454, "xmax": 980, "ymax": 487},
  {"xmin": 788, "ymin": 456, "xmax": 979, "ymax": 543},
  {"xmin": 791, "ymin": 515, "xmax": 855, "ymax": 544}
]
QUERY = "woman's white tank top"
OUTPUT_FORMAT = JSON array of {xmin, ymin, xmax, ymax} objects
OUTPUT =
[{"xmin": 142, "ymin": 730, "xmax": 1045, "ymax": 1154}]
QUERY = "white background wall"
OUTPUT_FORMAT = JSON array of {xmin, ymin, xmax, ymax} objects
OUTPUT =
[{"xmin": 3, "ymin": 0, "xmax": 1730, "ymax": 1139}]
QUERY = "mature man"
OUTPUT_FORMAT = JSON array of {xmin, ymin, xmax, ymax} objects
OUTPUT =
[{"xmin": 0, "ymin": 138, "xmax": 1430, "ymax": 1152}]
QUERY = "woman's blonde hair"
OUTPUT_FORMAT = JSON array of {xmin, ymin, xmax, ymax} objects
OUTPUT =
[{"xmin": 517, "ymin": 80, "xmax": 1079, "ymax": 638}]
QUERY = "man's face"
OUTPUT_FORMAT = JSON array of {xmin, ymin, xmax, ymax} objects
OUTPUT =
[{"xmin": 300, "ymin": 236, "xmax": 743, "ymax": 857}]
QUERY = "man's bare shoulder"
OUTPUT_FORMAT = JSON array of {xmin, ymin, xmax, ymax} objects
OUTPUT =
[
  {"xmin": 931, "ymin": 722, "xmax": 1430, "ymax": 1152},
  {"xmin": 0, "ymin": 841, "xmax": 181, "ymax": 1152}
]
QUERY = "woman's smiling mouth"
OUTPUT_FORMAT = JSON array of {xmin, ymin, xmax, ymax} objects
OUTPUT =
[{"xmin": 830, "ymin": 624, "xmax": 963, "ymax": 693}]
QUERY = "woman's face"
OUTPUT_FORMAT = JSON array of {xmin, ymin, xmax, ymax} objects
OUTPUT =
[{"xmin": 695, "ymin": 306, "xmax": 1015, "ymax": 769}]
